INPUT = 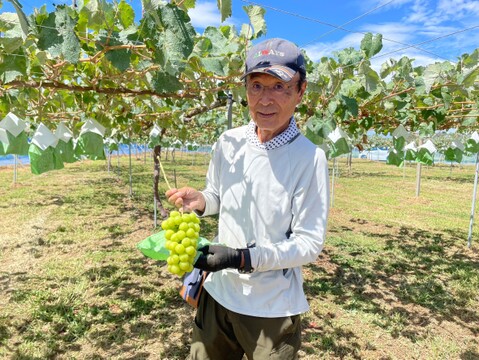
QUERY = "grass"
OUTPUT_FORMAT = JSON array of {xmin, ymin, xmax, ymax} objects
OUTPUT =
[{"xmin": 0, "ymin": 152, "xmax": 478, "ymax": 359}]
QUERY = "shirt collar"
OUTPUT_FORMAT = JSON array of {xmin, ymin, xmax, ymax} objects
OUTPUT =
[{"xmin": 246, "ymin": 117, "xmax": 300, "ymax": 150}]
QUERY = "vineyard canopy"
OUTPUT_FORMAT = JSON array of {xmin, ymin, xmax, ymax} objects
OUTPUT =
[{"xmin": 0, "ymin": 0, "xmax": 478, "ymax": 149}]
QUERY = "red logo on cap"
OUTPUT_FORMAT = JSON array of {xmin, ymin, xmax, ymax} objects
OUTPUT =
[{"xmin": 253, "ymin": 49, "xmax": 285, "ymax": 58}]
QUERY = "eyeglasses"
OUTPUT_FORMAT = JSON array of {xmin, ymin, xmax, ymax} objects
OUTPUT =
[{"xmin": 246, "ymin": 81, "xmax": 299, "ymax": 96}]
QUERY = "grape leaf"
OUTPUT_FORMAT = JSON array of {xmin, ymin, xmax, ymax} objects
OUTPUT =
[
  {"xmin": 217, "ymin": 0, "xmax": 232, "ymax": 22},
  {"xmin": 0, "ymin": 49, "xmax": 27, "ymax": 83},
  {"xmin": 37, "ymin": 6, "xmax": 80, "ymax": 63},
  {"xmin": 243, "ymin": 5, "xmax": 266, "ymax": 39},
  {"xmin": 151, "ymin": 71, "xmax": 183, "ymax": 93},
  {"xmin": 360, "ymin": 33, "xmax": 383, "ymax": 59},
  {"xmin": 118, "ymin": 0, "xmax": 135, "ymax": 29}
]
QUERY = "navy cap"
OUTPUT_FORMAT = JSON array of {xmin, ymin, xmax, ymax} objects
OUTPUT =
[{"xmin": 241, "ymin": 38, "xmax": 306, "ymax": 82}]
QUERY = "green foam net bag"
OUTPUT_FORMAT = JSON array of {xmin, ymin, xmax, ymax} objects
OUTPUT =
[{"xmin": 137, "ymin": 230, "xmax": 211, "ymax": 261}]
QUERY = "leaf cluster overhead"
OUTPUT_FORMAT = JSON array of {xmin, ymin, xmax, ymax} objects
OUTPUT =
[
  {"xmin": 0, "ymin": 0, "xmax": 265, "ymax": 142},
  {"xmin": 0, "ymin": 0, "xmax": 478, "ymax": 146},
  {"xmin": 303, "ymin": 33, "xmax": 479, "ymax": 145}
]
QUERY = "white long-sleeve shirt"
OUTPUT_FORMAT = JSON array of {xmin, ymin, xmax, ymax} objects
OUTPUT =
[{"xmin": 201, "ymin": 122, "xmax": 330, "ymax": 317}]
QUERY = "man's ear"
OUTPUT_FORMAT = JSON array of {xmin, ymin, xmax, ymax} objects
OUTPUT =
[
  {"xmin": 302, "ymin": 80, "xmax": 308, "ymax": 92},
  {"xmin": 298, "ymin": 80, "xmax": 307, "ymax": 100}
]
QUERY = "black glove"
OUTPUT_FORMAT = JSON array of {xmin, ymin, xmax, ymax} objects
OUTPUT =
[{"xmin": 194, "ymin": 245, "xmax": 243, "ymax": 272}]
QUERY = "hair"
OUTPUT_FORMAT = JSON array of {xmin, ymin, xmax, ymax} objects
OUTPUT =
[{"xmin": 297, "ymin": 71, "xmax": 306, "ymax": 92}]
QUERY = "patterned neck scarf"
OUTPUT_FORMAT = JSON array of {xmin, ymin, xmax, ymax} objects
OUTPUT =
[{"xmin": 246, "ymin": 117, "xmax": 300, "ymax": 150}]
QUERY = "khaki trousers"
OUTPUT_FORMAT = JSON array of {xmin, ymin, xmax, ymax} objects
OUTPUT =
[{"xmin": 190, "ymin": 290, "xmax": 301, "ymax": 360}]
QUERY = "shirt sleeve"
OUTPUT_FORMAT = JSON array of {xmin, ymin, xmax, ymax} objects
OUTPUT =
[
  {"xmin": 249, "ymin": 148, "xmax": 330, "ymax": 271},
  {"xmin": 200, "ymin": 139, "xmax": 222, "ymax": 216}
]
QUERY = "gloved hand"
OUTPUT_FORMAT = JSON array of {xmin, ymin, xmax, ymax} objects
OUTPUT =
[{"xmin": 194, "ymin": 245, "xmax": 242, "ymax": 272}]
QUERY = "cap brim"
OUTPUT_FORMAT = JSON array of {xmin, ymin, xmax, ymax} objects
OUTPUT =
[{"xmin": 241, "ymin": 65, "xmax": 297, "ymax": 82}]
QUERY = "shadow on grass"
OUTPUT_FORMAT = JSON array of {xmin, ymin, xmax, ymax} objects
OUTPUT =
[
  {"xmin": 305, "ymin": 221, "xmax": 479, "ymax": 357},
  {"xmin": 80, "ymin": 260, "xmax": 193, "ymax": 359},
  {"xmin": 461, "ymin": 349, "xmax": 479, "ymax": 359},
  {"xmin": 301, "ymin": 314, "xmax": 362, "ymax": 359},
  {"xmin": 5, "ymin": 258, "xmax": 194, "ymax": 359}
]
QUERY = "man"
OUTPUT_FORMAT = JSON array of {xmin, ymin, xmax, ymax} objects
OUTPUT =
[{"xmin": 166, "ymin": 38, "xmax": 330, "ymax": 359}]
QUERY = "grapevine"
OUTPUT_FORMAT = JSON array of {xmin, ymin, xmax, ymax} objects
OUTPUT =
[{"xmin": 1, "ymin": 0, "xmax": 479, "ymax": 151}]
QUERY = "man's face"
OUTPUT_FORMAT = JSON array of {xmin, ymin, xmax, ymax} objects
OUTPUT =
[{"xmin": 246, "ymin": 72, "xmax": 306, "ymax": 142}]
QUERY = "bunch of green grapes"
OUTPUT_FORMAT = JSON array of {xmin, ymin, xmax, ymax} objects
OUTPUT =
[{"xmin": 161, "ymin": 210, "xmax": 201, "ymax": 277}]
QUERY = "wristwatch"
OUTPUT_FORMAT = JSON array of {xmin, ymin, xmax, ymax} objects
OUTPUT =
[{"xmin": 238, "ymin": 248, "xmax": 253, "ymax": 273}]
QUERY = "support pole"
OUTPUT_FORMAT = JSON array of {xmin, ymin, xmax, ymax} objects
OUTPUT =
[
  {"xmin": 415, "ymin": 138, "xmax": 422, "ymax": 197},
  {"xmin": 331, "ymin": 157, "xmax": 336, "ymax": 208},
  {"xmin": 227, "ymin": 93, "xmax": 233, "ymax": 130},
  {"xmin": 117, "ymin": 148, "xmax": 120, "ymax": 174},
  {"xmin": 467, "ymin": 152, "xmax": 479, "ymax": 248},
  {"xmin": 415, "ymin": 162, "xmax": 422, "ymax": 197},
  {"xmin": 13, "ymin": 155, "xmax": 18, "ymax": 184},
  {"xmin": 128, "ymin": 142, "xmax": 133, "ymax": 197},
  {"xmin": 144, "ymin": 142, "xmax": 147, "ymax": 165}
]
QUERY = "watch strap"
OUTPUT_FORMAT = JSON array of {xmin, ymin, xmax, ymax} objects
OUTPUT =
[{"xmin": 238, "ymin": 248, "xmax": 253, "ymax": 273}]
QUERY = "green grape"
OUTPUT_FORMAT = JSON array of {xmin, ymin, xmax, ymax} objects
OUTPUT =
[
  {"xmin": 161, "ymin": 221, "xmax": 169, "ymax": 230},
  {"xmin": 167, "ymin": 254, "xmax": 179, "ymax": 264},
  {"xmin": 181, "ymin": 237, "xmax": 192, "ymax": 247},
  {"xmin": 179, "ymin": 253, "xmax": 190, "ymax": 262},
  {"xmin": 170, "ymin": 264, "xmax": 181, "ymax": 274},
  {"xmin": 185, "ymin": 228, "xmax": 196, "ymax": 238},
  {"xmin": 179, "ymin": 261, "xmax": 190, "ymax": 271},
  {"xmin": 185, "ymin": 245, "xmax": 196, "ymax": 256},
  {"xmin": 169, "ymin": 221, "xmax": 174, "ymax": 230},
  {"xmin": 163, "ymin": 211, "xmax": 201, "ymax": 277},
  {"xmin": 176, "ymin": 230, "xmax": 186, "ymax": 241},
  {"xmin": 165, "ymin": 229, "xmax": 174, "ymax": 240},
  {"xmin": 170, "ymin": 233, "xmax": 179, "ymax": 243},
  {"xmin": 175, "ymin": 243, "xmax": 186, "ymax": 254},
  {"xmin": 178, "ymin": 222, "xmax": 189, "ymax": 231},
  {"xmin": 170, "ymin": 210, "xmax": 181, "ymax": 218}
]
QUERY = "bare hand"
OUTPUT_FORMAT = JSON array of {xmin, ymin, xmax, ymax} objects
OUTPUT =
[{"xmin": 165, "ymin": 187, "xmax": 206, "ymax": 213}]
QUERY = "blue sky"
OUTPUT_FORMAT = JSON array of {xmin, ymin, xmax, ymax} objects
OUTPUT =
[{"xmin": 2, "ymin": 0, "xmax": 479, "ymax": 69}]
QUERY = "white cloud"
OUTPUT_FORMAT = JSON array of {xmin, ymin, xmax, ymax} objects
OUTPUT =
[
  {"xmin": 188, "ymin": 1, "xmax": 222, "ymax": 28},
  {"xmin": 404, "ymin": 0, "xmax": 479, "ymax": 26},
  {"xmin": 404, "ymin": 0, "xmax": 436, "ymax": 25},
  {"xmin": 303, "ymin": 23, "xmax": 420, "ymax": 63},
  {"xmin": 303, "ymin": 20, "xmax": 449, "ymax": 72},
  {"xmin": 434, "ymin": 0, "xmax": 479, "ymax": 21},
  {"xmin": 298, "ymin": 0, "xmax": 479, "ymax": 74},
  {"xmin": 362, "ymin": 23, "xmax": 417, "ymax": 47},
  {"xmin": 358, "ymin": 0, "xmax": 415, "ymax": 17},
  {"xmin": 187, "ymin": 0, "xmax": 241, "ymax": 29},
  {"xmin": 304, "ymin": 33, "xmax": 365, "ymax": 61}
]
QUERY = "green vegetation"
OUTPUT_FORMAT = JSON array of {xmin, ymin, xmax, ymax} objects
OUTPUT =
[
  {"xmin": 2, "ymin": 0, "xmax": 479, "ymax": 152},
  {"xmin": 0, "ymin": 153, "xmax": 478, "ymax": 359}
]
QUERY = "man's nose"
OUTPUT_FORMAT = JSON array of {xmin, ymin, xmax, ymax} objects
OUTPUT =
[{"xmin": 258, "ymin": 87, "xmax": 275, "ymax": 104}]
